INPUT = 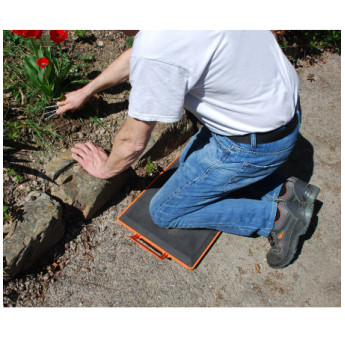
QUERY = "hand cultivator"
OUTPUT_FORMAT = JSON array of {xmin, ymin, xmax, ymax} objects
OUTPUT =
[{"xmin": 43, "ymin": 104, "xmax": 59, "ymax": 120}]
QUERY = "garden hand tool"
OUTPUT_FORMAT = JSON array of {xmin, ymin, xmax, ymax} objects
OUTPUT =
[{"xmin": 43, "ymin": 104, "xmax": 59, "ymax": 120}]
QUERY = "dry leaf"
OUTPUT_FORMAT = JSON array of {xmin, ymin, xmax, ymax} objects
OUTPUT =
[
  {"xmin": 81, "ymin": 267, "xmax": 91, "ymax": 273},
  {"xmin": 84, "ymin": 253, "xmax": 94, "ymax": 261},
  {"xmin": 307, "ymin": 73, "xmax": 315, "ymax": 82},
  {"xmin": 82, "ymin": 234, "xmax": 90, "ymax": 250},
  {"xmin": 51, "ymin": 262, "xmax": 59, "ymax": 271},
  {"xmin": 18, "ymin": 88, "xmax": 25, "ymax": 105},
  {"xmin": 306, "ymin": 59, "xmax": 315, "ymax": 66},
  {"xmin": 255, "ymin": 264, "xmax": 261, "ymax": 273}
]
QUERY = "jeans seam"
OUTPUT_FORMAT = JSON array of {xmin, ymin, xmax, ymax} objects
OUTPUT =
[
  {"xmin": 222, "ymin": 163, "xmax": 247, "ymax": 191},
  {"xmin": 242, "ymin": 160, "xmax": 287, "ymax": 170},
  {"xmin": 213, "ymin": 133, "xmax": 232, "ymax": 153},
  {"xmin": 230, "ymin": 143, "xmax": 296, "ymax": 156}
]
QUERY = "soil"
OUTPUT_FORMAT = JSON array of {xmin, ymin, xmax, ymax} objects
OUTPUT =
[{"xmin": 2, "ymin": 31, "xmax": 341, "ymax": 307}]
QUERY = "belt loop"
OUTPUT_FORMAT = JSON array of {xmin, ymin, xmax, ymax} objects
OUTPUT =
[{"xmin": 250, "ymin": 133, "xmax": 257, "ymax": 148}]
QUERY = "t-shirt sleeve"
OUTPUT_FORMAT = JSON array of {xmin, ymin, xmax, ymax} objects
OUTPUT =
[{"xmin": 128, "ymin": 56, "xmax": 189, "ymax": 123}]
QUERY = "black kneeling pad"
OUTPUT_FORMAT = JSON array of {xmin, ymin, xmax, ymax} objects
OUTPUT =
[{"xmin": 117, "ymin": 157, "xmax": 221, "ymax": 270}]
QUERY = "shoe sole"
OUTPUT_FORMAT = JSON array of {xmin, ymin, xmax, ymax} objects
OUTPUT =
[{"xmin": 269, "ymin": 202, "xmax": 314, "ymax": 269}]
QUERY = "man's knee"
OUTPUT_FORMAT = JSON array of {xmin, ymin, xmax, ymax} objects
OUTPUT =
[{"xmin": 149, "ymin": 195, "xmax": 170, "ymax": 228}]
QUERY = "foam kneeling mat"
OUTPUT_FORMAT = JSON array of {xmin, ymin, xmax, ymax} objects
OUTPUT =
[{"xmin": 117, "ymin": 156, "xmax": 221, "ymax": 270}]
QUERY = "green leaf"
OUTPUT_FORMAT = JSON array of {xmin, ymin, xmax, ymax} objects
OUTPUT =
[
  {"xmin": 22, "ymin": 60, "xmax": 41, "ymax": 87},
  {"xmin": 49, "ymin": 54, "xmax": 58, "ymax": 70},
  {"xmin": 39, "ymin": 84, "xmax": 53, "ymax": 97},
  {"xmin": 45, "ymin": 62, "xmax": 52, "ymax": 80},
  {"xmin": 38, "ymin": 47, "xmax": 45, "ymax": 58},
  {"xmin": 22, "ymin": 56, "xmax": 36, "ymax": 72},
  {"xmin": 25, "ymin": 55, "xmax": 39, "ymax": 71},
  {"xmin": 37, "ymin": 67, "xmax": 46, "ymax": 85},
  {"xmin": 47, "ymin": 63, "xmax": 57, "ymax": 84},
  {"xmin": 61, "ymin": 62, "xmax": 73, "ymax": 79}
]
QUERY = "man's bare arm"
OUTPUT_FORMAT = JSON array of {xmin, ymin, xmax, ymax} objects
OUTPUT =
[
  {"xmin": 71, "ymin": 116, "xmax": 156, "ymax": 179},
  {"xmin": 56, "ymin": 48, "xmax": 132, "ymax": 115}
]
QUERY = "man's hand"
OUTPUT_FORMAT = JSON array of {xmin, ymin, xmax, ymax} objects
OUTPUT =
[
  {"xmin": 71, "ymin": 142, "xmax": 112, "ymax": 179},
  {"xmin": 55, "ymin": 48, "xmax": 133, "ymax": 116},
  {"xmin": 56, "ymin": 88, "xmax": 91, "ymax": 115},
  {"xmin": 71, "ymin": 117, "xmax": 156, "ymax": 180}
]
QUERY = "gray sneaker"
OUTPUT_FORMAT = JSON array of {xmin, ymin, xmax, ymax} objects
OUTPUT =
[
  {"xmin": 266, "ymin": 199, "xmax": 314, "ymax": 269},
  {"xmin": 280, "ymin": 177, "xmax": 320, "ymax": 204}
]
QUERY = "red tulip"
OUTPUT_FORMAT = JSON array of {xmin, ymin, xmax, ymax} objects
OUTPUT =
[
  {"xmin": 50, "ymin": 30, "xmax": 68, "ymax": 44},
  {"xmin": 11, "ymin": 30, "xmax": 42, "ymax": 39},
  {"xmin": 36, "ymin": 57, "xmax": 49, "ymax": 68}
]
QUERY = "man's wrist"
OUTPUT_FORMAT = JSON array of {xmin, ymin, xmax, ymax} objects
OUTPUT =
[
  {"xmin": 97, "ymin": 161, "xmax": 122, "ymax": 180},
  {"xmin": 81, "ymin": 82, "xmax": 98, "ymax": 98}
]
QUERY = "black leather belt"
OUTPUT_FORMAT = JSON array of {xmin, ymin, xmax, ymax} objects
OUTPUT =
[{"xmin": 227, "ymin": 113, "xmax": 298, "ymax": 144}]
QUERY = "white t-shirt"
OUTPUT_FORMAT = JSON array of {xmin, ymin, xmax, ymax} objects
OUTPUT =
[{"xmin": 128, "ymin": 30, "xmax": 299, "ymax": 136}]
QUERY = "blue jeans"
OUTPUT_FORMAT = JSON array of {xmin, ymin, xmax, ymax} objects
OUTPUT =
[{"xmin": 150, "ymin": 112, "xmax": 300, "ymax": 237}]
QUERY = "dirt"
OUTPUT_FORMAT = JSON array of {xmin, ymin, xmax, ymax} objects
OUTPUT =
[{"xmin": 2, "ymin": 32, "xmax": 341, "ymax": 308}]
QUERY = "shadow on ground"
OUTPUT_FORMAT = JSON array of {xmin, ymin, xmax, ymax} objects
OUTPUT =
[{"xmin": 278, "ymin": 132, "xmax": 315, "ymax": 182}]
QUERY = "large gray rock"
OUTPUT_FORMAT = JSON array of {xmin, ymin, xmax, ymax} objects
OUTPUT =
[
  {"xmin": 3, "ymin": 192, "xmax": 64, "ymax": 281},
  {"xmin": 44, "ymin": 150, "xmax": 76, "ymax": 181},
  {"xmin": 46, "ymin": 150, "xmax": 130, "ymax": 219}
]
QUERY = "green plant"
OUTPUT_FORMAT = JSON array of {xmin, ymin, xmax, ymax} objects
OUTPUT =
[
  {"xmin": 276, "ymin": 30, "xmax": 341, "ymax": 61},
  {"xmin": 125, "ymin": 36, "xmax": 135, "ymax": 49},
  {"xmin": 4, "ymin": 168, "xmax": 23, "ymax": 183},
  {"xmin": 3, "ymin": 205, "xmax": 10, "ymax": 221},
  {"xmin": 3, "ymin": 120, "xmax": 24, "ymax": 141},
  {"xmin": 25, "ymin": 120, "xmax": 62, "ymax": 150},
  {"xmin": 3, "ymin": 30, "xmax": 89, "ymax": 151},
  {"xmin": 80, "ymin": 53, "xmax": 95, "ymax": 62},
  {"xmin": 89, "ymin": 116, "xmax": 105, "ymax": 127},
  {"xmin": 3, "ymin": 109, "xmax": 62, "ymax": 150},
  {"xmin": 145, "ymin": 157, "xmax": 157, "ymax": 174},
  {"xmin": 10, "ymin": 30, "xmax": 72, "ymax": 102},
  {"xmin": 73, "ymin": 30, "xmax": 89, "ymax": 39},
  {"xmin": 3, "ymin": 31, "xmax": 34, "ymax": 105}
]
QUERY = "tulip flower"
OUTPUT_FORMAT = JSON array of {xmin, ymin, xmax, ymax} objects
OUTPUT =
[
  {"xmin": 36, "ymin": 57, "xmax": 49, "ymax": 68},
  {"xmin": 50, "ymin": 30, "xmax": 68, "ymax": 44},
  {"xmin": 10, "ymin": 29, "xmax": 72, "ymax": 100},
  {"xmin": 10, "ymin": 30, "xmax": 42, "ymax": 39}
]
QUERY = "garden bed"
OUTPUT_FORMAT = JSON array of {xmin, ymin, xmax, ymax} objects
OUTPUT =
[
  {"xmin": 3, "ymin": 30, "xmax": 190, "ymax": 306},
  {"xmin": 4, "ymin": 31, "xmax": 130, "ymax": 221}
]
